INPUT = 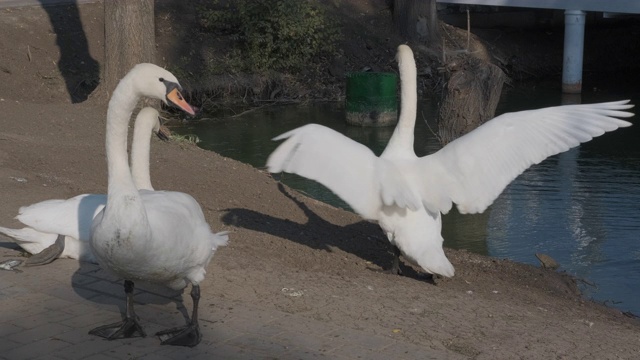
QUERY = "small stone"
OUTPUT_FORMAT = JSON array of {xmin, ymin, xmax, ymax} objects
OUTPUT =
[
  {"xmin": 9, "ymin": 176, "xmax": 27, "ymax": 183},
  {"xmin": 535, "ymin": 253, "xmax": 559, "ymax": 270}
]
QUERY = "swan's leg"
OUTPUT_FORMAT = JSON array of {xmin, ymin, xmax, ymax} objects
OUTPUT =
[
  {"xmin": 388, "ymin": 245, "xmax": 403, "ymax": 276},
  {"xmin": 24, "ymin": 234, "xmax": 65, "ymax": 266},
  {"xmin": 156, "ymin": 284, "xmax": 202, "ymax": 347},
  {"xmin": 89, "ymin": 280, "xmax": 146, "ymax": 340}
]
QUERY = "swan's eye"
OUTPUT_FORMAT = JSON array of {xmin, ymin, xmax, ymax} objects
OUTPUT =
[{"xmin": 159, "ymin": 77, "xmax": 165, "ymax": 82}]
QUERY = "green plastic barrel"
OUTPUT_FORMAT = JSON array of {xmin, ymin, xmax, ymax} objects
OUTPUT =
[{"xmin": 345, "ymin": 72, "xmax": 398, "ymax": 127}]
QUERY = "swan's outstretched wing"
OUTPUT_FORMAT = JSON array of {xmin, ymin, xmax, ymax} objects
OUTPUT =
[
  {"xmin": 413, "ymin": 100, "xmax": 634, "ymax": 215},
  {"xmin": 267, "ymin": 124, "xmax": 388, "ymax": 219}
]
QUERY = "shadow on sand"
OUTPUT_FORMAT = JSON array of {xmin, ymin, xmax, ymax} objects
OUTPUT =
[
  {"xmin": 222, "ymin": 183, "xmax": 428, "ymax": 280},
  {"xmin": 38, "ymin": 0, "xmax": 100, "ymax": 103}
]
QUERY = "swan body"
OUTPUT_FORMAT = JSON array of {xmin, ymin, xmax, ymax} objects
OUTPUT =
[
  {"xmin": 0, "ymin": 107, "xmax": 169, "ymax": 264},
  {"xmin": 267, "ymin": 45, "xmax": 634, "ymax": 277},
  {"xmin": 89, "ymin": 63, "xmax": 227, "ymax": 347},
  {"xmin": 92, "ymin": 190, "xmax": 222, "ymax": 289}
]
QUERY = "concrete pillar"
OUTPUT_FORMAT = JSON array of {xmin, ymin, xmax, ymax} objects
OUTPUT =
[
  {"xmin": 562, "ymin": 10, "xmax": 586, "ymax": 94},
  {"xmin": 561, "ymin": 92, "xmax": 581, "ymax": 106}
]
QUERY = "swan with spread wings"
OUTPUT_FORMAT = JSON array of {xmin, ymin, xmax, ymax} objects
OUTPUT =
[{"xmin": 267, "ymin": 44, "xmax": 634, "ymax": 277}]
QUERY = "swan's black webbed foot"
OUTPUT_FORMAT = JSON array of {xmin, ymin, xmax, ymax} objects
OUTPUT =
[
  {"xmin": 89, "ymin": 317, "xmax": 146, "ymax": 339},
  {"xmin": 156, "ymin": 323, "xmax": 201, "ymax": 347},
  {"xmin": 157, "ymin": 284, "xmax": 202, "ymax": 347},
  {"xmin": 416, "ymin": 272, "xmax": 435, "ymax": 281},
  {"xmin": 382, "ymin": 245, "xmax": 403, "ymax": 276},
  {"xmin": 25, "ymin": 234, "xmax": 65, "ymax": 266},
  {"xmin": 381, "ymin": 260, "xmax": 403, "ymax": 275},
  {"xmin": 89, "ymin": 280, "xmax": 146, "ymax": 340}
]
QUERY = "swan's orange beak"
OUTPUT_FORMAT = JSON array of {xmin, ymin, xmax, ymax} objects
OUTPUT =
[{"xmin": 167, "ymin": 88, "xmax": 196, "ymax": 116}]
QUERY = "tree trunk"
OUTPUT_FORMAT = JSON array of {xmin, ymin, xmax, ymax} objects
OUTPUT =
[
  {"xmin": 104, "ymin": 0, "xmax": 155, "ymax": 97},
  {"xmin": 393, "ymin": 0, "xmax": 440, "ymax": 45},
  {"xmin": 437, "ymin": 55, "xmax": 506, "ymax": 145}
]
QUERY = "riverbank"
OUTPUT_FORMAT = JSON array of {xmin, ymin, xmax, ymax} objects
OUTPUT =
[
  {"xmin": 2, "ymin": 97, "xmax": 640, "ymax": 359},
  {"xmin": 0, "ymin": 1, "xmax": 639, "ymax": 358}
]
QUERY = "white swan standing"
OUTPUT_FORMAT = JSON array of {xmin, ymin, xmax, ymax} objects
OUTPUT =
[
  {"xmin": 0, "ymin": 107, "xmax": 170, "ymax": 265},
  {"xmin": 267, "ymin": 45, "xmax": 634, "ymax": 278},
  {"xmin": 88, "ymin": 64, "xmax": 228, "ymax": 347}
]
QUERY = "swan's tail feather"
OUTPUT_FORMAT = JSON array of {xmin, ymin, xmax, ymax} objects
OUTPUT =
[
  {"xmin": 183, "ymin": 231, "xmax": 230, "ymax": 289},
  {"xmin": 212, "ymin": 231, "xmax": 229, "ymax": 250},
  {"xmin": 0, "ymin": 226, "xmax": 58, "ymax": 255}
]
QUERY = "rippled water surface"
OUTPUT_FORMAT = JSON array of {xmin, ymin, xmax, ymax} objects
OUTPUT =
[{"xmin": 175, "ymin": 81, "xmax": 640, "ymax": 314}]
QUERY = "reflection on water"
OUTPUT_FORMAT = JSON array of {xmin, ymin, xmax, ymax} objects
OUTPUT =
[{"xmin": 175, "ymin": 82, "xmax": 640, "ymax": 315}]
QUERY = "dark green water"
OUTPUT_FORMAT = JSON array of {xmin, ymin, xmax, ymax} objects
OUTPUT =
[{"xmin": 174, "ymin": 80, "xmax": 640, "ymax": 315}]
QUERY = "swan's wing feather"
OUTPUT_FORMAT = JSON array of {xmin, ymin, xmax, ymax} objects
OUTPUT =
[
  {"xmin": 267, "ymin": 124, "xmax": 382, "ymax": 219},
  {"xmin": 140, "ymin": 190, "xmax": 208, "ymax": 225},
  {"xmin": 416, "ymin": 100, "xmax": 634, "ymax": 214},
  {"xmin": 140, "ymin": 190, "xmax": 227, "ymax": 281},
  {"xmin": 16, "ymin": 194, "xmax": 107, "ymax": 240},
  {"xmin": 0, "ymin": 226, "xmax": 59, "ymax": 254}
]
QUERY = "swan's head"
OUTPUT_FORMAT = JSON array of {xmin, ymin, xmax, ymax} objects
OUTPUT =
[
  {"xmin": 129, "ymin": 63, "xmax": 196, "ymax": 116},
  {"xmin": 136, "ymin": 107, "xmax": 171, "ymax": 141}
]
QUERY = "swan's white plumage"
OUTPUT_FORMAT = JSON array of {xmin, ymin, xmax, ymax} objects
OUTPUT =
[
  {"xmin": 90, "ymin": 63, "xmax": 227, "ymax": 292},
  {"xmin": 0, "ymin": 107, "xmax": 168, "ymax": 262},
  {"xmin": 413, "ymin": 102, "xmax": 633, "ymax": 215},
  {"xmin": 95, "ymin": 189, "xmax": 227, "ymax": 290},
  {"xmin": 267, "ymin": 45, "xmax": 633, "ymax": 278},
  {"xmin": 270, "ymin": 124, "xmax": 381, "ymax": 219}
]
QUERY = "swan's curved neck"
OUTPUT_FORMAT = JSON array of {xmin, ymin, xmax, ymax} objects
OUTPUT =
[
  {"xmin": 382, "ymin": 53, "xmax": 418, "ymax": 157},
  {"xmin": 94, "ymin": 70, "xmax": 152, "ymax": 251},
  {"xmin": 130, "ymin": 117, "xmax": 154, "ymax": 191},
  {"xmin": 105, "ymin": 75, "xmax": 141, "ymax": 196}
]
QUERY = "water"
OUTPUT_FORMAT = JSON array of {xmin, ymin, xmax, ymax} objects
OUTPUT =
[{"xmin": 174, "ymin": 81, "xmax": 640, "ymax": 315}]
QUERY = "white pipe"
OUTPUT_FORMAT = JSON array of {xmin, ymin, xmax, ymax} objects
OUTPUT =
[
  {"xmin": 436, "ymin": 1, "xmax": 640, "ymax": 15},
  {"xmin": 562, "ymin": 10, "xmax": 586, "ymax": 94}
]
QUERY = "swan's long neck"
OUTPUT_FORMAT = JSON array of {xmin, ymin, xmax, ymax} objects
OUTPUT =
[
  {"xmin": 105, "ymin": 75, "xmax": 141, "ymax": 197},
  {"xmin": 130, "ymin": 114, "xmax": 154, "ymax": 191},
  {"xmin": 92, "ymin": 70, "xmax": 155, "ymax": 263},
  {"xmin": 382, "ymin": 51, "xmax": 418, "ymax": 158}
]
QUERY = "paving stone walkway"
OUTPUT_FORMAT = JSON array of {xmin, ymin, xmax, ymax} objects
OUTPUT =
[{"xmin": 0, "ymin": 247, "xmax": 456, "ymax": 360}]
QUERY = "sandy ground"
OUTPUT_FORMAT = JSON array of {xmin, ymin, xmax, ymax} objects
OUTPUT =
[{"xmin": 0, "ymin": 2, "xmax": 639, "ymax": 359}]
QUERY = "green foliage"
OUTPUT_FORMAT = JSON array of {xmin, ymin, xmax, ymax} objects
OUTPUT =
[
  {"xmin": 171, "ymin": 133, "xmax": 201, "ymax": 145},
  {"xmin": 200, "ymin": 0, "xmax": 341, "ymax": 72}
]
